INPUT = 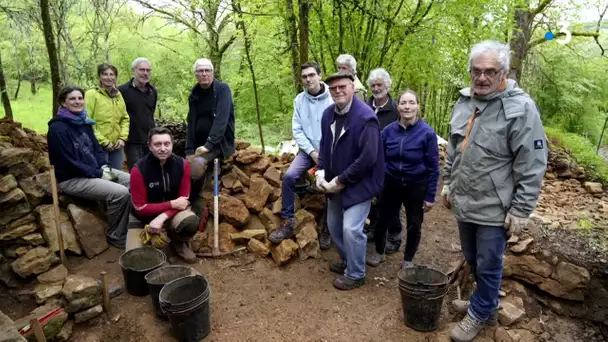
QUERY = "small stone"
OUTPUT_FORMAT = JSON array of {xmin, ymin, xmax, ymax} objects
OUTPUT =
[
  {"xmin": 11, "ymin": 247, "xmax": 59, "ymax": 277},
  {"xmin": 74, "ymin": 304, "xmax": 103, "ymax": 323},
  {"xmin": 494, "ymin": 327, "xmax": 513, "ymax": 342},
  {"xmin": 293, "ymin": 209, "xmax": 315, "ymax": 234},
  {"xmin": 498, "ymin": 301, "xmax": 526, "ymax": 326},
  {"xmin": 269, "ymin": 188, "xmax": 281, "ymax": 202},
  {"xmin": 0, "ymin": 310, "xmax": 27, "ymax": 342},
  {"xmin": 510, "ymin": 237, "xmax": 534, "ymax": 253},
  {"xmin": 259, "ymin": 208, "xmax": 281, "ymax": 233},
  {"xmin": 247, "ymin": 238, "xmax": 270, "ymax": 257},
  {"xmin": 242, "ymin": 174, "xmax": 273, "ymax": 213},
  {"xmin": 244, "ymin": 216, "xmax": 266, "ymax": 231},
  {"xmin": 263, "ymin": 166, "xmax": 282, "ymax": 188},
  {"xmin": 507, "ymin": 235, "xmax": 519, "ymax": 244},
  {"xmin": 498, "ymin": 289, "xmax": 506, "ymax": 297},
  {"xmin": 0, "ymin": 174, "xmax": 18, "ymax": 193},
  {"xmin": 506, "ymin": 329, "xmax": 536, "ymax": 342},
  {"xmin": 37, "ymin": 265, "xmax": 68, "ymax": 284},
  {"xmin": 584, "ymin": 181, "xmax": 603, "ymax": 194},
  {"xmin": 523, "ymin": 317, "xmax": 543, "ymax": 334},
  {"xmin": 20, "ymin": 233, "xmax": 45, "ymax": 246},
  {"xmin": 270, "ymin": 239, "xmax": 299, "ymax": 266},
  {"xmin": 230, "ymin": 229, "xmax": 267, "ymax": 243},
  {"xmin": 235, "ymin": 148, "xmax": 262, "ymax": 164},
  {"xmin": 67, "ymin": 204, "xmax": 108, "ymax": 259},
  {"xmin": 62, "ymin": 274, "xmax": 102, "ymax": 313},
  {"xmin": 34, "ymin": 283, "xmax": 64, "ymax": 304},
  {"xmin": 0, "ymin": 222, "xmax": 38, "ymax": 241},
  {"xmin": 56, "ymin": 320, "xmax": 73, "ymax": 341},
  {"xmin": 235, "ymin": 140, "xmax": 250, "ymax": 150},
  {"xmin": 218, "ymin": 194, "xmax": 250, "ymax": 227}
]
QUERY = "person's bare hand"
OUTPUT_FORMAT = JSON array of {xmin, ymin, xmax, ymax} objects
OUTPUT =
[
  {"xmin": 115, "ymin": 139, "xmax": 125, "ymax": 149},
  {"xmin": 171, "ymin": 196, "xmax": 190, "ymax": 210},
  {"xmin": 423, "ymin": 201, "xmax": 435, "ymax": 212},
  {"xmin": 440, "ymin": 185, "xmax": 451, "ymax": 210},
  {"xmin": 106, "ymin": 142, "xmax": 116, "ymax": 151},
  {"xmin": 310, "ymin": 151, "xmax": 319, "ymax": 165},
  {"xmin": 148, "ymin": 215, "xmax": 166, "ymax": 234}
]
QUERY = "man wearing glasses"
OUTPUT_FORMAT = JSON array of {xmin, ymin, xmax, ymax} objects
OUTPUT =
[
  {"xmin": 185, "ymin": 58, "xmax": 236, "ymax": 215},
  {"xmin": 442, "ymin": 40, "xmax": 547, "ymax": 341},
  {"xmin": 316, "ymin": 71, "xmax": 384, "ymax": 290},
  {"xmin": 119, "ymin": 57, "xmax": 157, "ymax": 170},
  {"xmin": 268, "ymin": 62, "xmax": 333, "ymax": 245}
]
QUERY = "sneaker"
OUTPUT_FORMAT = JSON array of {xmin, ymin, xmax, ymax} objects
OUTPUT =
[
  {"xmin": 172, "ymin": 240, "xmax": 197, "ymax": 264},
  {"xmin": 450, "ymin": 313, "xmax": 486, "ymax": 342},
  {"xmin": 329, "ymin": 260, "xmax": 347, "ymax": 274},
  {"xmin": 402, "ymin": 260, "xmax": 414, "ymax": 269},
  {"xmin": 268, "ymin": 219, "xmax": 294, "ymax": 244},
  {"xmin": 451, "ymin": 300, "xmax": 499, "ymax": 326},
  {"xmin": 333, "ymin": 275, "xmax": 365, "ymax": 290},
  {"xmin": 319, "ymin": 224, "xmax": 332, "ymax": 250},
  {"xmin": 385, "ymin": 241, "xmax": 400, "ymax": 255},
  {"xmin": 366, "ymin": 253, "xmax": 385, "ymax": 267}
]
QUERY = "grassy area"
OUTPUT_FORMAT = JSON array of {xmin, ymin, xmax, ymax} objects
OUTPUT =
[
  {"xmin": 546, "ymin": 126, "xmax": 608, "ymax": 183},
  {"xmin": 0, "ymin": 85, "xmax": 292, "ymax": 147},
  {"xmin": 0, "ymin": 87, "xmax": 54, "ymax": 133}
]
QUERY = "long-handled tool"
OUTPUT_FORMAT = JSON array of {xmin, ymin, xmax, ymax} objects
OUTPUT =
[
  {"xmin": 49, "ymin": 166, "xmax": 66, "ymax": 267},
  {"xmin": 197, "ymin": 159, "xmax": 245, "ymax": 257}
]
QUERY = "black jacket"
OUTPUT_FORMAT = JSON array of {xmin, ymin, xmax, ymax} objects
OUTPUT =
[
  {"xmin": 185, "ymin": 79, "xmax": 235, "ymax": 158},
  {"xmin": 118, "ymin": 79, "xmax": 157, "ymax": 144},
  {"xmin": 366, "ymin": 94, "xmax": 399, "ymax": 130}
]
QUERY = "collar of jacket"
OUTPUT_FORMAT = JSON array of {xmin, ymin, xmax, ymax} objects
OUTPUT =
[
  {"xmin": 96, "ymin": 86, "xmax": 120, "ymax": 98},
  {"xmin": 335, "ymin": 99, "xmax": 353, "ymax": 115},
  {"xmin": 398, "ymin": 116, "xmax": 421, "ymax": 130},
  {"xmin": 368, "ymin": 93, "xmax": 395, "ymax": 113},
  {"xmin": 129, "ymin": 78, "xmax": 155, "ymax": 92},
  {"xmin": 303, "ymin": 82, "xmax": 330, "ymax": 102}
]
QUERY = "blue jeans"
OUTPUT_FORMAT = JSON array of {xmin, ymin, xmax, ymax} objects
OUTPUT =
[
  {"xmin": 105, "ymin": 148, "xmax": 124, "ymax": 170},
  {"xmin": 457, "ymin": 221, "xmax": 506, "ymax": 321},
  {"xmin": 327, "ymin": 193, "xmax": 372, "ymax": 280},
  {"xmin": 281, "ymin": 151, "xmax": 315, "ymax": 219}
]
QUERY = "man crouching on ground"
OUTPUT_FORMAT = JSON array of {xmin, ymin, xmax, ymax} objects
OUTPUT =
[
  {"xmin": 126, "ymin": 127, "xmax": 199, "ymax": 263},
  {"xmin": 316, "ymin": 71, "xmax": 384, "ymax": 290}
]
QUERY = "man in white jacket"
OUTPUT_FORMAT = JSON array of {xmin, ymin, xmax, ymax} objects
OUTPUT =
[{"xmin": 269, "ymin": 62, "xmax": 334, "ymax": 244}]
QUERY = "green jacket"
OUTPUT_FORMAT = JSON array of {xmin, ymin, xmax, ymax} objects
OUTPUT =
[
  {"xmin": 85, "ymin": 87, "xmax": 130, "ymax": 147},
  {"xmin": 443, "ymin": 79, "xmax": 547, "ymax": 226},
  {"xmin": 354, "ymin": 76, "xmax": 367, "ymax": 102}
]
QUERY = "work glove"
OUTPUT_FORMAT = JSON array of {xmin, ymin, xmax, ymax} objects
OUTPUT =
[
  {"xmin": 139, "ymin": 225, "xmax": 171, "ymax": 249},
  {"xmin": 322, "ymin": 177, "xmax": 345, "ymax": 193},
  {"xmin": 314, "ymin": 169, "xmax": 328, "ymax": 190},
  {"xmin": 504, "ymin": 212, "xmax": 528, "ymax": 237},
  {"xmin": 100, "ymin": 165, "xmax": 117, "ymax": 181}
]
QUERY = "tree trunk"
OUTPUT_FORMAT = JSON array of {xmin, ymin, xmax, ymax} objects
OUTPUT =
[
  {"xmin": 285, "ymin": 0, "xmax": 300, "ymax": 94},
  {"xmin": 298, "ymin": 0, "xmax": 310, "ymax": 65},
  {"xmin": 233, "ymin": 1, "xmax": 264, "ymax": 152},
  {"xmin": 0, "ymin": 52, "xmax": 14, "ymax": 120},
  {"xmin": 509, "ymin": 6, "xmax": 533, "ymax": 83},
  {"xmin": 13, "ymin": 75, "xmax": 21, "ymax": 100},
  {"xmin": 40, "ymin": 0, "xmax": 61, "ymax": 116},
  {"xmin": 30, "ymin": 80, "xmax": 37, "ymax": 95}
]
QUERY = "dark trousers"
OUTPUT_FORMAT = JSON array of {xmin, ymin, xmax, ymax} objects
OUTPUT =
[
  {"xmin": 368, "ymin": 199, "xmax": 402, "ymax": 244},
  {"xmin": 125, "ymin": 143, "xmax": 149, "ymax": 171},
  {"xmin": 374, "ymin": 176, "xmax": 425, "ymax": 261},
  {"xmin": 188, "ymin": 149, "xmax": 223, "ymax": 204}
]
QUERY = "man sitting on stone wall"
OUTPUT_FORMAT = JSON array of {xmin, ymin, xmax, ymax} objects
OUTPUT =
[{"xmin": 127, "ymin": 127, "xmax": 199, "ymax": 263}]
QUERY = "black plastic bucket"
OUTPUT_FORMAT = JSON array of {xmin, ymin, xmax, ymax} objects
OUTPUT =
[
  {"xmin": 119, "ymin": 247, "xmax": 166, "ymax": 296},
  {"xmin": 159, "ymin": 275, "xmax": 211, "ymax": 341},
  {"xmin": 397, "ymin": 265, "xmax": 449, "ymax": 332},
  {"xmin": 145, "ymin": 265, "xmax": 199, "ymax": 319}
]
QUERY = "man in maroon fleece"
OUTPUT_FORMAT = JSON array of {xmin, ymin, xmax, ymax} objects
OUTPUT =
[{"xmin": 127, "ymin": 127, "xmax": 199, "ymax": 263}]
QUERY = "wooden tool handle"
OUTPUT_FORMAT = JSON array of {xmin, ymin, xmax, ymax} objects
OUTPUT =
[{"xmin": 49, "ymin": 166, "xmax": 66, "ymax": 266}]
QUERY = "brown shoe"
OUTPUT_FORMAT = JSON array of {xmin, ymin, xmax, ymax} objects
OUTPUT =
[{"xmin": 172, "ymin": 240, "xmax": 197, "ymax": 263}]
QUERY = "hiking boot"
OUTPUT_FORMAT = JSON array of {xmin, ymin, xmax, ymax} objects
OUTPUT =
[
  {"xmin": 319, "ymin": 224, "xmax": 332, "ymax": 250},
  {"xmin": 172, "ymin": 240, "xmax": 197, "ymax": 264},
  {"xmin": 451, "ymin": 300, "xmax": 499, "ymax": 326},
  {"xmin": 450, "ymin": 313, "xmax": 486, "ymax": 342},
  {"xmin": 333, "ymin": 275, "xmax": 365, "ymax": 290},
  {"xmin": 385, "ymin": 240, "xmax": 400, "ymax": 255},
  {"xmin": 329, "ymin": 260, "xmax": 347, "ymax": 274},
  {"xmin": 366, "ymin": 253, "xmax": 385, "ymax": 267},
  {"xmin": 268, "ymin": 219, "xmax": 294, "ymax": 244}
]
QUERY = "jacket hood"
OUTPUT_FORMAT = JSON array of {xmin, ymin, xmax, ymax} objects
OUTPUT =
[{"xmin": 302, "ymin": 82, "xmax": 330, "ymax": 102}]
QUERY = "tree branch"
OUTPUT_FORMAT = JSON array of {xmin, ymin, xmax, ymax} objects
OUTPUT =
[
  {"xmin": 131, "ymin": 0, "xmax": 201, "ymax": 35},
  {"xmin": 219, "ymin": 35, "xmax": 237, "ymax": 55},
  {"xmin": 532, "ymin": 0, "xmax": 553, "ymax": 15},
  {"xmin": 594, "ymin": 3, "xmax": 607, "ymax": 56},
  {"xmin": 528, "ymin": 31, "xmax": 600, "ymax": 49}
]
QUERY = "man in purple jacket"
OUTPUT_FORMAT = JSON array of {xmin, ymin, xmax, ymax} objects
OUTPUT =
[{"xmin": 316, "ymin": 71, "xmax": 384, "ymax": 290}]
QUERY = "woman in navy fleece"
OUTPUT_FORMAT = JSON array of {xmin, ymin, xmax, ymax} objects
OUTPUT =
[{"xmin": 366, "ymin": 89, "xmax": 440, "ymax": 268}]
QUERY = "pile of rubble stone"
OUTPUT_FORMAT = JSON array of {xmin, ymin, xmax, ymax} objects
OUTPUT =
[{"xmin": 192, "ymin": 140, "xmax": 324, "ymax": 266}]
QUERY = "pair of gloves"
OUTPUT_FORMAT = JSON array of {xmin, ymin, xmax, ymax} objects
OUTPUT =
[
  {"xmin": 440, "ymin": 185, "xmax": 528, "ymax": 237},
  {"xmin": 101, "ymin": 165, "xmax": 118, "ymax": 182},
  {"xmin": 139, "ymin": 225, "xmax": 171, "ymax": 249},
  {"xmin": 314, "ymin": 170, "xmax": 344, "ymax": 193}
]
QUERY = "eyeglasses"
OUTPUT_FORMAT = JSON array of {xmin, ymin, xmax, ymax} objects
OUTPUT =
[
  {"xmin": 195, "ymin": 69, "xmax": 213, "ymax": 74},
  {"xmin": 328, "ymin": 83, "xmax": 352, "ymax": 93},
  {"xmin": 137, "ymin": 68, "xmax": 151, "ymax": 73},
  {"xmin": 470, "ymin": 68, "xmax": 500, "ymax": 79}
]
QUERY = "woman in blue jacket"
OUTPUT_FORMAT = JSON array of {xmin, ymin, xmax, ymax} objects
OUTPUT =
[{"xmin": 366, "ymin": 89, "xmax": 440, "ymax": 268}]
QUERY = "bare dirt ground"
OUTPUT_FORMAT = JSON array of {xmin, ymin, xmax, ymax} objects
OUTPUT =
[{"xmin": 2, "ymin": 195, "xmax": 604, "ymax": 341}]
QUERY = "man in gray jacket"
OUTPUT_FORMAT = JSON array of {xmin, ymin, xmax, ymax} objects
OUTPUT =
[{"xmin": 442, "ymin": 40, "xmax": 547, "ymax": 342}]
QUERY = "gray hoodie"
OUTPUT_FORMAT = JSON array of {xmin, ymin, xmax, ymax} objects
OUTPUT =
[
  {"xmin": 292, "ymin": 82, "xmax": 334, "ymax": 155},
  {"xmin": 443, "ymin": 79, "xmax": 548, "ymax": 226}
]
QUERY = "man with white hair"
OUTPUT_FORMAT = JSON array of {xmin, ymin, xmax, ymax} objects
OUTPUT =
[
  {"xmin": 185, "ymin": 58, "xmax": 235, "ymax": 214},
  {"xmin": 336, "ymin": 54, "xmax": 367, "ymax": 101},
  {"xmin": 442, "ymin": 40, "xmax": 547, "ymax": 341},
  {"xmin": 119, "ymin": 57, "xmax": 157, "ymax": 170},
  {"xmin": 363, "ymin": 67, "xmax": 401, "ymax": 251}
]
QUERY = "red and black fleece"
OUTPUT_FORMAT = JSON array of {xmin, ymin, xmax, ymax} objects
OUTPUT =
[{"xmin": 130, "ymin": 153, "xmax": 191, "ymax": 224}]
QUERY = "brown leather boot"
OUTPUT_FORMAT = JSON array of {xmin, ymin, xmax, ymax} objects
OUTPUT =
[{"xmin": 172, "ymin": 240, "xmax": 197, "ymax": 263}]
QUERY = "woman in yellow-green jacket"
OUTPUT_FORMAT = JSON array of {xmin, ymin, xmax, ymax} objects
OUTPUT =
[{"xmin": 85, "ymin": 63, "xmax": 130, "ymax": 169}]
